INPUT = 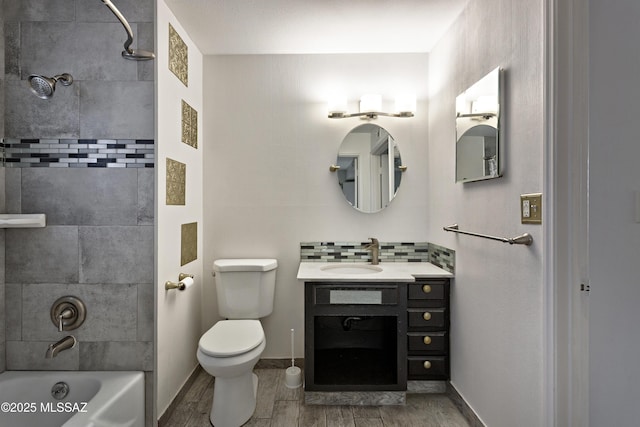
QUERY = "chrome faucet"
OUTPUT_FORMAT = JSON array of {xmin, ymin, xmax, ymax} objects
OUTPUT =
[
  {"xmin": 45, "ymin": 335, "xmax": 77, "ymax": 359},
  {"xmin": 364, "ymin": 237, "xmax": 380, "ymax": 265}
]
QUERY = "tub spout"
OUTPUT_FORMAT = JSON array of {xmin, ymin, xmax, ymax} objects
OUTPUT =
[{"xmin": 45, "ymin": 335, "xmax": 77, "ymax": 359}]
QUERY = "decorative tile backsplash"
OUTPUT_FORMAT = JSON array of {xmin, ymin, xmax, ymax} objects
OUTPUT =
[
  {"xmin": 2, "ymin": 138, "xmax": 154, "ymax": 168},
  {"xmin": 300, "ymin": 241, "xmax": 430, "ymax": 263},
  {"xmin": 169, "ymin": 23, "xmax": 188, "ymax": 86},
  {"xmin": 300, "ymin": 241, "xmax": 455, "ymax": 273},
  {"xmin": 428, "ymin": 242, "xmax": 455, "ymax": 273}
]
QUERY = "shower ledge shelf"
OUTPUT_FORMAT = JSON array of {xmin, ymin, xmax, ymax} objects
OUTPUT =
[{"xmin": 0, "ymin": 214, "xmax": 46, "ymax": 228}]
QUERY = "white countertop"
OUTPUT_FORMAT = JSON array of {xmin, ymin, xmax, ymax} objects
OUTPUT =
[{"xmin": 297, "ymin": 261, "xmax": 453, "ymax": 282}]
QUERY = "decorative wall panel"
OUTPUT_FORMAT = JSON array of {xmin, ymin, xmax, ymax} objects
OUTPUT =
[
  {"xmin": 168, "ymin": 24, "xmax": 188, "ymax": 86},
  {"xmin": 166, "ymin": 158, "xmax": 186, "ymax": 205},
  {"xmin": 181, "ymin": 100, "xmax": 198, "ymax": 149},
  {"xmin": 181, "ymin": 222, "xmax": 197, "ymax": 266}
]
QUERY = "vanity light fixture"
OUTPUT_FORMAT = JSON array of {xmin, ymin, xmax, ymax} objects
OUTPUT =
[{"xmin": 328, "ymin": 93, "xmax": 416, "ymax": 119}]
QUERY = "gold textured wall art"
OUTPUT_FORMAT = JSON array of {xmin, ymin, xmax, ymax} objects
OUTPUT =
[
  {"xmin": 181, "ymin": 222, "xmax": 198, "ymax": 266},
  {"xmin": 181, "ymin": 100, "xmax": 198, "ymax": 149},
  {"xmin": 166, "ymin": 158, "xmax": 186, "ymax": 205},
  {"xmin": 169, "ymin": 23, "xmax": 188, "ymax": 86}
]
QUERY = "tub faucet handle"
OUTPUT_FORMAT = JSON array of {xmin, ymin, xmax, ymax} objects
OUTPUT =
[
  {"xmin": 50, "ymin": 296, "xmax": 86, "ymax": 332},
  {"xmin": 58, "ymin": 308, "xmax": 74, "ymax": 332}
]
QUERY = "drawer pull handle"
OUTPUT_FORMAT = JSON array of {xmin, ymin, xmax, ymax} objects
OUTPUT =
[
  {"xmin": 423, "ymin": 336, "xmax": 432, "ymax": 345},
  {"xmin": 423, "ymin": 361, "xmax": 432, "ymax": 370},
  {"xmin": 422, "ymin": 312, "xmax": 432, "ymax": 321},
  {"xmin": 422, "ymin": 284, "xmax": 432, "ymax": 294}
]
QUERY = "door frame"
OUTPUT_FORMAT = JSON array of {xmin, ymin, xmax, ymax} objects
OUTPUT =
[{"xmin": 545, "ymin": 0, "xmax": 590, "ymax": 425}]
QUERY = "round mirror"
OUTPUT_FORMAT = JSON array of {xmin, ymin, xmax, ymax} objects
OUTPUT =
[{"xmin": 335, "ymin": 124, "xmax": 403, "ymax": 213}]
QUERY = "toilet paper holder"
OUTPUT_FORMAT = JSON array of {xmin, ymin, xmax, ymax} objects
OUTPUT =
[{"xmin": 165, "ymin": 273, "xmax": 194, "ymax": 291}]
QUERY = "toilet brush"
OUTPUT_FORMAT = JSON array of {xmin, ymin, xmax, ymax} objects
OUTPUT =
[{"xmin": 285, "ymin": 328, "xmax": 302, "ymax": 388}]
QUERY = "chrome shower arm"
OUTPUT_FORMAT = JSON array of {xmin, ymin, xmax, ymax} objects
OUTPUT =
[
  {"xmin": 100, "ymin": 0, "xmax": 155, "ymax": 60},
  {"xmin": 101, "ymin": 0, "xmax": 134, "ymax": 53}
]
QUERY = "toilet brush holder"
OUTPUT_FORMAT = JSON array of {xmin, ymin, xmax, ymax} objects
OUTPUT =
[
  {"xmin": 285, "ymin": 366, "xmax": 302, "ymax": 389},
  {"xmin": 285, "ymin": 328, "xmax": 302, "ymax": 388}
]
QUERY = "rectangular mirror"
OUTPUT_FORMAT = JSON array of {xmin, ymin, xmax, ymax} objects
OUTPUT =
[{"xmin": 455, "ymin": 67, "xmax": 502, "ymax": 183}]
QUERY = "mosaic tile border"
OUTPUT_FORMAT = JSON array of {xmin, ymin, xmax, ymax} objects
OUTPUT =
[
  {"xmin": 300, "ymin": 241, "xmax": 455, "ymax": 274},
  {"xmin": 2, "ymin": 138, "xmax": 155, "ymax": 168}
]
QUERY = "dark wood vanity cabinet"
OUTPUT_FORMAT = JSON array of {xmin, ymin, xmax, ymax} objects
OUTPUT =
[
  {"xmin": 304, "ymin": 282, "xmax": 407, "ymax": 391},
  {"xmin": 303, "ymin": 278, "xmax": 450, "ymax": 391},
  {"xmin": 406, "ymin": 279, "xmax": 450, "ymax": 380}
]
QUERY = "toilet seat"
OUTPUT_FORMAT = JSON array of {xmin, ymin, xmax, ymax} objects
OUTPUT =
[{"xmin": 198, "ymin": 320, "xmax": 264, "ymax": 357}]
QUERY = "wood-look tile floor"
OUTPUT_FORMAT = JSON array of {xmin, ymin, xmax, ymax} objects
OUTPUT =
[{"xmin": 164, "ymin": 368, "xmax": 470, "ymax": 427}]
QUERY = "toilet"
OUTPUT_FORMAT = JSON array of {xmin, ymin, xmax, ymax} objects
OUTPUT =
[{"xmin": 197, "ymin": 259, "xmax": 277, "ymax": 427}]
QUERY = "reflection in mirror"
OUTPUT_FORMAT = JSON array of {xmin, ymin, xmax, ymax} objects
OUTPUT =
[
  {"xmin": 336, "ymin": 124, "xmax": 402, "ymax": 213},
  {"xmin": 455, "ymin": 67, "xmax": 502, "ymax": 183}
]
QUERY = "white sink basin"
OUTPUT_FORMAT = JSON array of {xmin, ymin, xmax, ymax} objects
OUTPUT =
[{"xmin": 320, "ymin": 264, "xmax": 383, "ymax": 274}]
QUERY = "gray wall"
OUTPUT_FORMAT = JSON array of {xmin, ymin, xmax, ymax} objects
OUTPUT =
[
  {"xmin": 589, "ymin": 0, "xmax": 640, "ymax": 424},
  {"xmin": 2, "ymin": 0, "xmax": 154, "ymax": 422},
  {"xmin": 427, "ymin": 0, "xmax": 544, "ymax": 425},
  {"xmin": 1, "ymin": 0, "xmax": 6, "ymax": 374}
]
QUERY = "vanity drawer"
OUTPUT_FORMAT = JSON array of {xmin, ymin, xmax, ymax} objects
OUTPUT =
[
  {"xmin": 407, "ymin": 331, "xmax": 447, "ymax": 353},
  {"xmin": 407, "ymin": 356, "xmax": 448, "ymax": 380},
  {"xmin": 407, "ymin": 308, "xmax": 446, "ymax": 329},
  {"xmin": 408, "ymin": 281, "xmax": 446, "ymax": 301}
]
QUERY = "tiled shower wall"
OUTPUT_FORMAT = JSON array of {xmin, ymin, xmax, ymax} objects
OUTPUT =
[
  {"xmin": 4, "ymin": 168, "xmax": 154, "ymax": 371},
  {"xmin": 2, "ymin": 0, "xmax": 155, "ymax": 418}
]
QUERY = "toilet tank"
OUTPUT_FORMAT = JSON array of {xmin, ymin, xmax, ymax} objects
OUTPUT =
[{"xmin": 213, "ymin": 259, "xmax": 277, "ymax": 319}]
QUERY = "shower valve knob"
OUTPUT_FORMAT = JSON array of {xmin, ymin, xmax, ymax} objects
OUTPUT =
[{"xmin": 50, "ymin": 296, "xmax": 86, "ymax": 332}]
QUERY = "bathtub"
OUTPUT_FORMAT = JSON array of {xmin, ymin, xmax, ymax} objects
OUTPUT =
[{"xmin": 0, "ymin": 371, "xmax": 144, "ymax": 427}]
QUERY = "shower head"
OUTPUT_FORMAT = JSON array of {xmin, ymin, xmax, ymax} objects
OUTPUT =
[
  {"xmin": 28, "ymin": 73, "xmax": 74, "ymax": 99},
  {"xmin": 122, "ymin": 48, "xmax": 156, "ymax": 61}
]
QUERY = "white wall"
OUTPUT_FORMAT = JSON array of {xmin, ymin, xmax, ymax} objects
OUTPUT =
[
  {"xmin": 156, "ymin": 0, "xmax": 204, "ymax": 418},
  {"xmin": 428, "ymin": 1, "xmax": 545, "ymax": 426},
  {"xmin": 588, "ymin": 0, "xmax": 640, "ymax": 424},
  {"xmin": 203, "ymin": 53, "xmax": 430, "ymax": 358}
]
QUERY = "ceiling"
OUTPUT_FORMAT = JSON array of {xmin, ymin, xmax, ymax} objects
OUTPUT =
[{"xmin": 164, "ymin": 0, "xmax": 469, "ymax": 55}]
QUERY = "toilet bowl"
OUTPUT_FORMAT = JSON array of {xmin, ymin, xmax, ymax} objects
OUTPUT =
[
  {"xmin": 198, "ymin": 259, "xmax": 277, "ymax": 427},
  {"xmin": 198, "ymin": 320, "xmax": 266, "ymax": 427}
]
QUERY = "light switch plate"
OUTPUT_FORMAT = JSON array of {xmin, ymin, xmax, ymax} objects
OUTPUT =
[{"xmin": 521, "ymin": 193, "xmax": 542, "ymax": 224}]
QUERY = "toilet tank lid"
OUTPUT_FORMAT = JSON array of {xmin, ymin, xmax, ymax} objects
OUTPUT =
[{"xmin": 213, "ymin": 258, "xmax": 278, "ymax": 272}]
